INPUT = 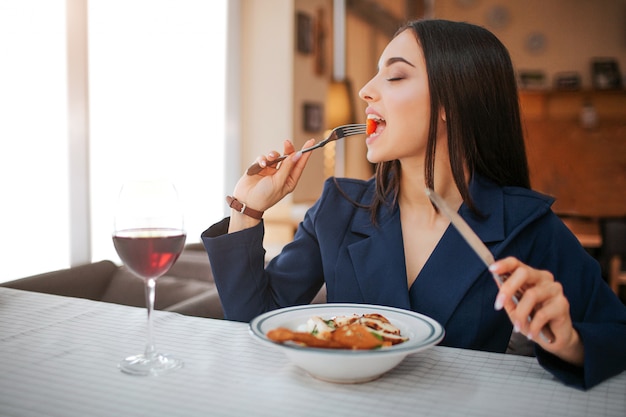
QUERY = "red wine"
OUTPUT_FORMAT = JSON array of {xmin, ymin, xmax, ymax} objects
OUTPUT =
[{"xmin": 113, "ymin": 228, "xmax": 186, "ymax": 280}]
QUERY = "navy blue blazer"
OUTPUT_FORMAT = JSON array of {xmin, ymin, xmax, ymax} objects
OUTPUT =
[{"xmin": 203, "ymin": 174, "xmax": 626, "ymax": 389}]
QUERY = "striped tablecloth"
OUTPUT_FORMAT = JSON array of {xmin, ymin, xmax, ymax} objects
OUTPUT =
[{"xmin": 0, "ymin": 288, "xmax": 624, "ymax": 417}]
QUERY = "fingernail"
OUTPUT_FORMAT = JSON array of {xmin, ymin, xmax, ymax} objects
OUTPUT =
[
  {"xmin": 513, "ymin": 322, "xmax": 520, "ymax": 333},
  {"xmin": 494, "ymin": 294, "xmax": 504, "ymax": 310},
  {"xmin": 489, "ymin": 264, "xmax": 497, "ymax": 272},
  {"xmin": 260, "ymin": 160, "xmax": 266, "ymax": 168},
  {"xmin": 292, "ymin": 151, "xmax": 302, "ymax": 162}
]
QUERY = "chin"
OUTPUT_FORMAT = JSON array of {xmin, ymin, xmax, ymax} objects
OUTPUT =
[{"xmin": 366, "ymin": 151, "xmax": 383, "ymax": 165}]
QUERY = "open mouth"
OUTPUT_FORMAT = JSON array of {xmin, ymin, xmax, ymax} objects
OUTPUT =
[{"xmin": 366, "ymin": 114, "xmax": 386, "ymax": 135}]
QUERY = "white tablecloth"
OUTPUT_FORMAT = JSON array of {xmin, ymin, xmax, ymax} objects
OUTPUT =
[{"xmin": 0, "ymin": 288, "xmax": 624, "ymax": 417}]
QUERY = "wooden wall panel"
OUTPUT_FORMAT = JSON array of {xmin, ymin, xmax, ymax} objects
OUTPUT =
[{"xmin": 522, "ymin": 91, "xmax": 626, "ymax": 218}]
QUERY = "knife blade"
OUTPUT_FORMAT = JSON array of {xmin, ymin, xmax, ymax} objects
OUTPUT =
[{"xmin": 425, "ymin": 187, "xmax": 553, "ymax": 343}]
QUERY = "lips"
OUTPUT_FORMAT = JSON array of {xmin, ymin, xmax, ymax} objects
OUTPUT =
[{"xmin": 366, "ymin": 114, "xmax": 385, "ymax": 136}]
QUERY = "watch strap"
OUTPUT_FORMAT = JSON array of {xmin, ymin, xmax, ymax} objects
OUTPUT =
[{"xmin": 226, "ymin": 196, "xmax": 264, "ymax": 220}]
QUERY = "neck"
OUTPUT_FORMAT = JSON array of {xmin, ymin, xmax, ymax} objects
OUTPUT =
[{"xmin": 398, "ymin": 157, "xmax": 463, "ymax": 211}]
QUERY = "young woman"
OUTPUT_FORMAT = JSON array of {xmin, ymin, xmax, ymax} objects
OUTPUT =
[{"xmin": 202, "ymin": 20, "xmax": 626, "ymax": 389}]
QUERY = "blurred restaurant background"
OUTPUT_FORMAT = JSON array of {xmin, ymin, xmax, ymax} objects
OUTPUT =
[{"xmin": 1, "ymin": 0, "xmax": 624, "ymax": 300}]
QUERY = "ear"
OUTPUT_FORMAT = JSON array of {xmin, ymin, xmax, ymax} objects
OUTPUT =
[{"xmin": 439, "ymin": 107, "xmax": 446, "ymax": 122}]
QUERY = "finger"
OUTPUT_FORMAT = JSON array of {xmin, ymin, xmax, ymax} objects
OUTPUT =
[
  {"xmin": 523, "ymin": 283, "xmax": 563, "ymax": 343},
  {"xmin": 253, "ymin": 156, "xmax": 268, "ymax": 170},
  {"xmin": 253, "ymin": 150, "xmax": 280, "ymax": 170},
  {"xmin": 490, "ymin": 257, "xmax": 525, "ymax": 283},
  {"xmin": 492, "ymin": 258, "xmax": 526, "ymax": 310},
  {"xmin": 282, "ymin": 139, "xmax": 296, "ymax": 155},
  {"xmin": 289, "ymin": 139, "xmax": 315, "ymax": 176},
  {"xmin": 508, "ymin": 278, "xmax": 557, "ymax": 341},
  {"xmin": 510, "ymin": 283, "xmax": 542, "ymax": 334},
  {"xmin": 300, "ymin": 138, "xmax": 315, "ymax": 151},
  {"xmin": 286, "ymin": 138, "xmax": 315, "ymax": 171},
  {"xmin": 275, "ymin": 139, "xmax": 315, "ymax": 189},
  {"xmin": 262, "ymin": 141, "xmax": 295, "ymax": 173},
  {"xmin": 492, "ymin": 258, "xmax": 545, "ymax": 308},
  {"xmin": 492, "ymin": 259, "xmax": 544, "ymax": 328},
  {"xmin": 249, "ymin": 150, "xmax": 284, "ymax": 177},
  {"xmin": 266, "ymin": 150, "xmax": 281, "ymax": 162}
]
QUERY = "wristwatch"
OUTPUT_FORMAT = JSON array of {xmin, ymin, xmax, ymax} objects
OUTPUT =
[{"xmin": 226, "ymin": 196, "xmax": 264, "ymax": 220}]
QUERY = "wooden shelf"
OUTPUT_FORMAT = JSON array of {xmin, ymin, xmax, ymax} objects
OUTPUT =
[
  {"xmin": 520, "ymin": 90, "xmax": 626, "ymax": 218},
  {"xmin": 520, "ymin": 89, "xmax": 626, "ymax": 121}
]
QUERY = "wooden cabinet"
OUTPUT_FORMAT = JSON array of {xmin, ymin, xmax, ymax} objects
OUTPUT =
[
  {"xmin": 520, "ymin": 90, "xmax": 626, "ymax": 121},
  {"xmin": 520, "ymin": 90, "xmax": 626, "ymax": 219}
]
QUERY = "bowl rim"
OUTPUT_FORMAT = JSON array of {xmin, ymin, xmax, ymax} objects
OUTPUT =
[{"xmin": 249, "ymin": 303, "xmax": 445, "ymax": 356}]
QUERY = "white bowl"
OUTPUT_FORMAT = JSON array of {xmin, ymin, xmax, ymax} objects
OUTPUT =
[{"xmin": 249, "ymin": 303, "xmax": 445, "ymax": 383}]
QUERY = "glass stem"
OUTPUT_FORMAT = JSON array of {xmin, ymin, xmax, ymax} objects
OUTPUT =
[{"xmin": 144, "ymin": 278, "xmax": 157, "ymax": 360}]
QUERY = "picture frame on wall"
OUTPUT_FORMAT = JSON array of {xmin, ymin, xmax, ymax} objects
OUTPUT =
[
  {"xmin": 554, "ymin": 72, "xmax": 581, "ymax": 91},
  {"xmin": 296, "ymin": 12, "xmax": 314, "ymax": 54},
  {"xmin": 591, "ymin": 59, "xmax": 622, "ymax": 90},
  {"xmin": 517, "ymin": 70, "xmax": 547, "ymax": 90},
  {"xmin": 303, "ymin": 102, "xmax": 323, "ymax": 132}
]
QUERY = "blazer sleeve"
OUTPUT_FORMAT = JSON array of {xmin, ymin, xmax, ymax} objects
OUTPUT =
[
  {"xmin": 201, "ymin": 217, "xmax": 268, "ymax": 321},
  {"xmin": 529, "ymin": 214, "xmax": 626, "ymax": 389},
  {"xmin": 201, "ymin": 187, "xmax": 333, "ymax": 322}
]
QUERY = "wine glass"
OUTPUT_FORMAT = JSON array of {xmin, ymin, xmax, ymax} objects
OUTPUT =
[{"xmin": 112, "ymin": 179, "xmax": 186, "ymax": 376}]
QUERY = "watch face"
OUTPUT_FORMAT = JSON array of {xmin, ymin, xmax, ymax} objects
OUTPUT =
[{"xmin": 526, "ymin": 32, "xmax": 547, "ymax": 54}]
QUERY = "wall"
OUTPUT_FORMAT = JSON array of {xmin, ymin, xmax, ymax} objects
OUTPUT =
[
  {"xmin": 434, "ymin": 0, "xmax": 626, "ymax": 89},
  {"xmin": 292, "ymin": 0, "xmax": 333, "ymax": 204},
  {"xmin": 239, "ymin": 0, "xmax": 294, "ymax": 175},
  {"xmin": 521, "ymin": 90, "xmax": 626, "ymax": 218}
]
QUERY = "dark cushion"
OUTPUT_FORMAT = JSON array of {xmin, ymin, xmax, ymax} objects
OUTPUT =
[
  {"xmin": 168, "ymin": 250, "xmax": 214, "ymax": 282},
  {"xmin": 1, "ymin": 260, "xmax": 117, "ymax": 301},
  {"xmin": 100, "ymin": 267, "xmax": 213, "ymax": 310},
  {"xmin": 166, "ymin": 288, "xmax": 224, "ymax": 319}
]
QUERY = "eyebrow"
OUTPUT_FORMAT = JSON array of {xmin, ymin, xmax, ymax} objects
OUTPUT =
[{"xmin": 379, "ymin": 56, "xmax": 416, "ymax": 70}]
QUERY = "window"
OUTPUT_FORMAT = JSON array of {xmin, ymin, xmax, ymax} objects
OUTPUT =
[
  {"xmin": 0, "ymin": 0, "xmax": 229, "ymax": 281},
  {"xmin": 0, "ymin": 0, "xmax": 70, "ymax": 281},
  {"xmin": 89, "ymin": 0, "xmax": 227, "ymax": 262}
]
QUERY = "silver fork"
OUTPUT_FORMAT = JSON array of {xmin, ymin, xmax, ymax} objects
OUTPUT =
[{"xmin": 246, "ymin": 123, "xmax": 367, "ymax": 175}]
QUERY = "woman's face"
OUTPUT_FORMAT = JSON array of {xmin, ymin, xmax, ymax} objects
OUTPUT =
[{"xmin": 359, "ymin": 29, "xmax": 440, "ymax": 165}]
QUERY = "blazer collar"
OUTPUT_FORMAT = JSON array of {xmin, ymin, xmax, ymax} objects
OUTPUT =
[
  {"xmin": 345, "ymin": 174, "xmax": 508, "ymax": 322},
  {"xmin": 459, "ymin": 173, "xmax": 505, "ymax": 244},
  {"xmin": 348, "ymin": 173, "xmax": 505, "ymax": 241}
]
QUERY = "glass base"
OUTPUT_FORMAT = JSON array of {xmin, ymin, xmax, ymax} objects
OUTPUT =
[{"xmin": 118, "ymin": 352, "xmax": 183, "ymax": 376}]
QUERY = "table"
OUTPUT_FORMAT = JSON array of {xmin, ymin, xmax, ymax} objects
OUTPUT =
[{"xmin": 0, "ymin": 288, "xmax": 624, "ymax": 417}]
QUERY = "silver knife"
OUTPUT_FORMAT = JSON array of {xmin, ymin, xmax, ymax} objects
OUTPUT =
[{"xmin": 425, "ymin": 187, "xmax": 553, "ymax": 343}]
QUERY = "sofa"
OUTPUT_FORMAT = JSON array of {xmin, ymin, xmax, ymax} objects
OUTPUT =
[
  {"xmin": 1, "ymin": 245, "xmax": 225, "ymax": 319},
  {"xmin": 1, "ymin": 244, "xmax": 328, "ymax": 319}
]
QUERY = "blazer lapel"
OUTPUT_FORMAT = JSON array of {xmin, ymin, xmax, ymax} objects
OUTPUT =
[
  {"xmin": 411, "ymin": 177, "xmax": 506, "ymax": 327},
  {"xmin": 341, "ymin": 175, "xmax": 508, "ymax": 327},
  {"xmin": 347, "ymin": 202, "xmax": 412, "ymax": 310}
]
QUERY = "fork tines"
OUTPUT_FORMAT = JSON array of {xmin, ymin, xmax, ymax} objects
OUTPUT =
[
  {"xmin": 245, "ymin": 123, "xmax": 366, "ymax": 175},
  {"xmin": 336, "ymin": 124, "xmax": 366, "ymax": 137}
]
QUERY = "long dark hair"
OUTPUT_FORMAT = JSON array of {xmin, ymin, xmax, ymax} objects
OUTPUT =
[{"xmin": 369, "ymin": 19, "xmax": 530, "ymax": 221}]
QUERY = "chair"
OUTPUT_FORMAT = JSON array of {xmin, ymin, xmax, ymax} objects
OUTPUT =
[
  {"xmin": 600, "ymin": 218, "xmax": 626, "ymax": 296},
  {"xmin": 1, "ymin": 247, "xmax": 224, "ymax": 319}
]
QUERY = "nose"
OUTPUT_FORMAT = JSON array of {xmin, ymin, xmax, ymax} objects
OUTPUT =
[{"xmin": 358, "ymin": 78, "xmax": 376, "ymax": 102}]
